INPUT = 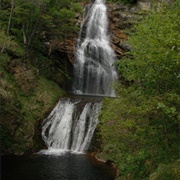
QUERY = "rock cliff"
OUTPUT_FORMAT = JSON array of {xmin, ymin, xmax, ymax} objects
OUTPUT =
[
  {"xmin": 1, "ymin": 0, "xmax": 175, "ymax": 155},
  {"xmin": 53, "ymin": 0, "xmax": 175, "ymax": 65},
  {"xmin": 52, "ymin": 1, "xmax": 146, "ymax": 66}
]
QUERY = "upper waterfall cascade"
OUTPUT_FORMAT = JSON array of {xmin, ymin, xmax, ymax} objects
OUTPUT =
[
  {"xmin": 73, "ymin": 0, "xmax": 118, "ymax": 97},
  {"xmin": 41, "ymin": 0, "xmax": 117, "ymax": 154}
]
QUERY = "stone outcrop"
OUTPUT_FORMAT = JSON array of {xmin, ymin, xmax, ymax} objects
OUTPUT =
[
  {"xmin": 57, "ymin": 37, "xmax": 77, "ymax": 64},
  {"xmin": 107, "ymin": 2, "xmax": 145, "ymax": 60},
  {"xmin": 107, "ymin": 0, "xmax": 175, "ymax": 60},
  {"xmin": 44, "ymin": 0, "xmax": 175, "ymax": 67},
  {"xmin": 52, "ymin": 1, "xmax": 146, "ymax": 64}
]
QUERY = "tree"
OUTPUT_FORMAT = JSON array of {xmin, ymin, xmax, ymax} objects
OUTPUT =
[
  {"xmin": 7, "ymin": 0, "xmax": 14, "ymax": 35},
  {"xmin": 12, "ymin": 0, "xmax": 47, "ymax": 48},
  {"xmin": 1, "ymin": 0, "xmax": 83, "ymax": 53},
  {"xmin": 118, "ymin": 1, "xmax": 180, "ymax": 94},
  {"xmin": 99, "ymin": 1, "xmax": 180, "ymax": 179}
]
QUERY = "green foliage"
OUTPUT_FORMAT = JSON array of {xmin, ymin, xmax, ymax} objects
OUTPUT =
[
  {"xmin": 0, "ymin": 66, "xmax": 65, "ymax": 154},
  {"xmin": 1, "ymin": 0, "xmax": 83, "ymax": 52},
  {"xmin": 0, "ymin": 53, "xmax": 10, "ymax": 67},
  {"xmin": 19, "ymin": 76, "xmax": 65, "ymax": 121},
  {"xmin": 71, "ymin": 2, "xmax": 83, "ymax": 12},
  {"xmin": 118, "ymin": 2, "xmax": 180, "ymax": 94},
  {"xmin": 49, "ymin": 7, "xmax": 78, "ymax": 38},
  {"xmin": 0, "ymin": 30, "xmax": 24, "ymax": 58},
  {"xmin": 99, "ymin": 1, "xmax": 180, "ymax": 179},
  {"xmin": 0, "ymin": 0, "xmax": 83, "ymax": 155},
  {"xmin": 100, "ymin": 86, "xmax": 179, "ymax": 178},
  {"xmin": 150, "ymin": 160, "xmax": 180, "ymax": 180}
]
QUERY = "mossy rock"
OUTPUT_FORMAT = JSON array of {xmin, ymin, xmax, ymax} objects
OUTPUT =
[
  {"xmin": 0, "ymin": 64, "xmax": 65, "ymax": 155},
  {"xmin": 150, "ymin": 160, "xmax": 180, "ymax": 180}
]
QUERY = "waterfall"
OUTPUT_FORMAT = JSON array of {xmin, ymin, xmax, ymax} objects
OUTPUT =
[
  {"xmin": 41, "ymin": 99, "xmax": 102, "ymax": 153},
  {"xmin": 73, "ymin": 0, "xmax": 118, "ymax": 97},
  {"xmin": 40, "ymin": 0, "xmax": 117, "ymax": 154}
]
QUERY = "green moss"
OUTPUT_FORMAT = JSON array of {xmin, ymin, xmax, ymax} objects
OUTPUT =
[
  {"xmin": 150, "ymin": 161, "xmax": 180, "ymax": 180},
  {"xmin": 0, "ymin": 65, "xmax": 65, "ymax": 155},
  {"xmin": 19, "ymin": 77, "xmax": 65, "ymax": 121}
]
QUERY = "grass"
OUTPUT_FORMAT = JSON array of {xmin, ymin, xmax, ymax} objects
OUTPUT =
[{"xmin": 0, "ymin": 65, "xmax": 66, "ymax": 154}]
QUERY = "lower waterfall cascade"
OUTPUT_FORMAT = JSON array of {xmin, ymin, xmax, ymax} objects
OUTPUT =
[
  {"xmin": 41, "ymin": 99, "xmax": 102, "ymax": 153},
  {"xmin": 41, "ymin": 0, "xmax": 117, "ymax": 154}
]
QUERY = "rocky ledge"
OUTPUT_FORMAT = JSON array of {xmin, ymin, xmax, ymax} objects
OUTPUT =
[
  {"xmin": 47, "ymin": 1, "xmax": 148, "ymax": 65},
  {"xmin": 44, "ymin": 0, "xmax": 175, "ymax": 67}
]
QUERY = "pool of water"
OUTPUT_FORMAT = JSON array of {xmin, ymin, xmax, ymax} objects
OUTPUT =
[{"xmin": 1, "ymin": 153, "xmax": 116, "ymax": 180}]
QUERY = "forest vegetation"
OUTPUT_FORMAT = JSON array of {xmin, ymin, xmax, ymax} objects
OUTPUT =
[
  {"xmin": 0, "ymin": 0, "xmax": 83, "ymax": 154},
  {"xmin": 0, "ymin": 0, "xmax": 180, "ymax": 179},
  {"xmin": 99, "ymin": 0, "xmax": 180, "ymax": 179}
]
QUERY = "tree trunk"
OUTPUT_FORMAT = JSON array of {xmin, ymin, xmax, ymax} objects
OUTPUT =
[
  {"xmin": 1, "ymin": 44, "xmax": 5, "ymax": 53},
  {"xmin": 7, "ymin": 0, "xmax": 14, "ymax": 35},
  {"xmin": 23, "ymin": 22, "xmax": 27, "ymax": 47}
]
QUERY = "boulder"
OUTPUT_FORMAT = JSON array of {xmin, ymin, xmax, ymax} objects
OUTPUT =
[{"xmin": 138, "ymin": 1, "xmax": 151, "ymax": 11}]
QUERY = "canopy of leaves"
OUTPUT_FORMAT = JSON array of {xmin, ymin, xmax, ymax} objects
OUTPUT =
[
  {"xmin": 0, "ymin": 0, "xmax": 83, "ymax": 50},
  {"xmin": 99, "ymin": 1, "xmax": 180, "ymax": 179},
  {"xmin": 118, "ymin": 2, "xmax": 180, "ymax": 94},
  {"xmin": 0, "ymin": 0, "xmax": 83, "ymax": 154}
]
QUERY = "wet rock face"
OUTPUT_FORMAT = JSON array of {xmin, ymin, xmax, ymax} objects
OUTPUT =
[
  {"xmin": 107, "ymin": 3, "xmax": 138, "ymax": 60},
  {"xmin": 57, "ymin": 37, "xmax": 78, "ymax": 64},
  {"xmin": 46, "ymin": 3, "xmax": 126, "ymax": 66},
  {"xmin": 48, "ymin": 2, "xmax": 135, "ymax": 66},
  {"xmin": 47, "ymin": 0, "xmax": 175, "ymax": 65},
  {"xmin": 107, "ymin": 0, "xmax": 175, "ymax": 60}
]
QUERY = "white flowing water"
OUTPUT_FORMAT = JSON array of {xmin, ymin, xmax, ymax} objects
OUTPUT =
[
  {"xmin": 41, "ymin": 0, "xmax": 117, "ymax": 154},
  {"xmin": 41, "ymin": 99, "xmax": 102, "ymax": 153},
  {"xmin": 73, "ymin": 0, "xmax": 118, "ymax": 97}
]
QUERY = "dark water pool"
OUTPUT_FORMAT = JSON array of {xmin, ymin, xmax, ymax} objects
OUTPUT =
[{"xmin": 1, "ymin": 153, "xmax": 116, "ymax": 180}]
